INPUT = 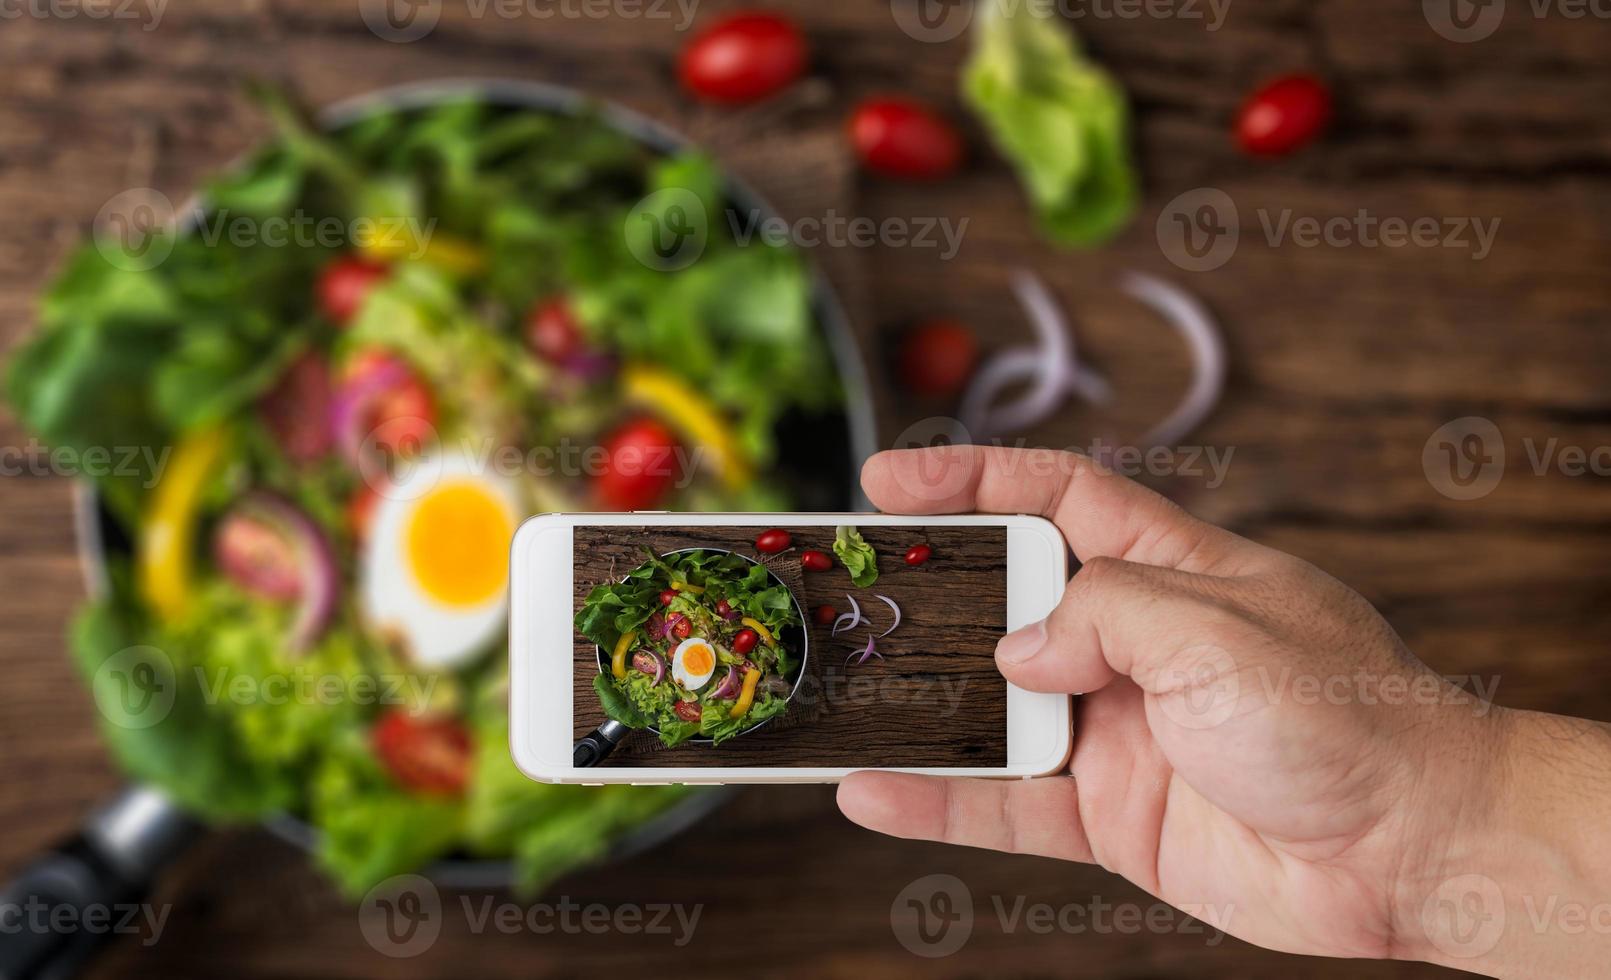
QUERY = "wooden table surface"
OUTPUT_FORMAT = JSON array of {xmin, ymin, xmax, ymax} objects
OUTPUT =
[{"xmin": 2, "ymin": 1, "xmax": 1608, "ymax": 977}]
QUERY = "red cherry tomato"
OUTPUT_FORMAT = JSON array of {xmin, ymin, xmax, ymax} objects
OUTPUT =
[
  {"xmin": 316, "ymin": 257, "xmax": 389, "ymax": 325},
  {"xmin": 800, "ymin": 549, "xmax": 832, "ymax": 572},
  {"xmin": 814, "ymin": 604, "xmax": 837, "ymax": 626},
  {"xmin": 898, "ymin": 320, "xmax": 978, "ymax": 398},
  {"xmin": 732, "ymin": 628, "xmax": 760, "ymax": 655},
  {"xmin": 258, "ymin": 352, "xmax": 335, "ymax": 464},
  {"xmin": 526, "ymin": 297, "xmax": 583, "ymax": 363},
  {"xmin": 673, "ymin": 699, "xmax": 703, "ymax": 723},
  {"xmin": 1236, "ymin": 74, "xmax": 1332, "ymax": 157},
  {"xmin": 755, "ymin": 528, "xmax": 791, "ymax": 554},
  {"xmin": 672, "ymin": 615, "xmax": 693, "ymax": 640},
  {"xmin": 660, "ymin": 588, "xmax": 679, "ymax": 606},
  {"xmin": 213, "ymin": 508, "xmax": 302, "ymax": 601},
  {"xmin": 715, "ymin": 598, "xmax": 735, "ymax": 618},
  {"xmin": 595, "ymin": 417, "xmax": 680, "ymax": 511},
  {"xmin": 679, "ymin": 11, "xmax": 807, "ymax": 104},
  {"xmin": 372, "ymin": 710, "xmax": 472, "ymax": 797},
  {"xmin": 340, "ymin": 350, "xmax": 437, "ymax": 461},
  {"xmin": 905, "ymin": 544, "xmax": 933, "ymax": 566},
  {"xmin": 849, "ymin": 98, "xmax": 963, "ymax": 180}
]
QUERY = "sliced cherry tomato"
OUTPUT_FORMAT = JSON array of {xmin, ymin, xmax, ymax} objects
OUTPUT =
[
  {"xmin": 660, "ymin": 588, "xmax": 680, "ymax": 606},
  {"xmin": 800, "ymin": 549, "xmax": 832, "ymax": 572},
  {"xmin": 347, "ymin": 486, "xmax": 379, "ymax": 543},
  {"xmin": 679, "ymin": 11, "xmax": 807, "ymax": 105},
  {"xmin": 340, "ymin": 350, "xmax": 437, "ymax": 462},
  {"xmin": 595, "ymin": 417, "xmax": 681, "ymax": 511},
  {"xmin": 898, "ymin": 320, "xmax": 978, "ymax": 398},
  {"xmin": 316, "ymin": 256, "xmax": 389, "ymax": 326},
  {"xmin": 673, "ymin": 699, "xmax": 703, "ymax": 723},
  {"xmin": 849, "ymin": 97, "xmax": 963, "ymax": 180},
  {"xmin": 213, "ymin": 508, "xmax": 302, "ymax": 601},
  {"xmin": 372, "ymin": 709, "xmax": 472, "ymax": 797},
  {"xmin": 673, "ymin": 615, "xmax": 693, "ymax": 640},
  {"xmin": 814, "ymin": 604, "xmax": 837, "ymax": 626},
  {"xmin": 755, "ymin": 528, "xmax": 791, "ymax": 554},
  {"xmin": 526, "ymin": 297, "xmax": 584, "ymax": 363},
  {"xmin": 258, "ymin": 352, "xmax": 335, "ymax": 464},
  {"xmin": 905, "ymin": 543, "xmax": 933, "ymax": 566},
  {"xmin": 1236, "ymin": 74, "xmax": 1332, "ymax": 157},
  {"xmin": 731, "ymin": 628, "xmax": 760, "ymax": 655}
]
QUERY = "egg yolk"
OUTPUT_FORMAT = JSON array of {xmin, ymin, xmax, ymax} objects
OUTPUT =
[
  {"xmin": 681, "ymin": 642, "xmax": 715, "ymax": 677},
  {"xmin": 405, "ymin": 481, "xmax": 514, "ymax": 607}
]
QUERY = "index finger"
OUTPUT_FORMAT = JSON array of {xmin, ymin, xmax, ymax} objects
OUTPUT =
[{"xmin": 861, "ymin": 445, "xmax": 1254, "ymax": 574}]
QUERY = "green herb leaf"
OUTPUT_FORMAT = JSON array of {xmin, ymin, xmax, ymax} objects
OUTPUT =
[{"xmin": 833, "ymin": 524, "xmax": 880, "ymax": 588}]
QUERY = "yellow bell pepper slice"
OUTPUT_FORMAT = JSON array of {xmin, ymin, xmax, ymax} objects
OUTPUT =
[
  {"xmin": 620, "ymin": 364, "xmax": 751, "ymax": 489},
  {"xmin": 610, "ymin": 630, "xmax": 637, "ymax": 680},
  {"xmin": 729, "ymin": 668, "xmax": 762, "ymax": 719},
  {"xmin": 138, "ymin": 424, "xmax": 230, "ymax": 623},
  {"xmin": 358, "ymin": 226, "xmax": 486, "ymax": 277},
  {"xmin": 670, "ymin": 580, "xmax": 705, "ymax": 594},
  {"xmin": 740, "ymin": 617, "xmax": 774, "ymax": 646}
]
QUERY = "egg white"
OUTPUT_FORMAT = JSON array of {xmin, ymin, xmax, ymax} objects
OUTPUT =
[{"xmin": 671, "ymin": 636, "xmax": 717, "ymax": 691}]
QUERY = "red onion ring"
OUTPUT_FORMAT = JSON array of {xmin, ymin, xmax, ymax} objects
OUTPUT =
[
  {"xmin": 237, "ymin": 492, "xmax": 339, "ymax": 652},
  {"xmin": 873, "ymin": 594, "xmax": 902, "ymax": 637},
  {"xmin": 330, "ymin": 357, "xmax": 412, "ymax": 467},
  {"xmin": 1122, "ymin": 271, "xmax": 1227, "ymax": 449}
]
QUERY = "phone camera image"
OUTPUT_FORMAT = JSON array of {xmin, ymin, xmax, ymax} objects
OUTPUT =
[{"xmin": 571, "ymin": 524, "xmax": 1007, "ymax": 768}]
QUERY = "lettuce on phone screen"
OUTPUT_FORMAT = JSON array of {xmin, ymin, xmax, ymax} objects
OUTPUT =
[
  {"xmin": 577, "ymin": 550, "xmax": 800, "ymax": 747},
  {"xmin": 571, "ymin": 525, "xmax": 1009, "ymax": 768}
]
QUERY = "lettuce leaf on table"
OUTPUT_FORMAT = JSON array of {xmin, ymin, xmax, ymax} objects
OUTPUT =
[{"xmin": 962, "ymin": 2, "xmax": 1138, "ymax": 247}]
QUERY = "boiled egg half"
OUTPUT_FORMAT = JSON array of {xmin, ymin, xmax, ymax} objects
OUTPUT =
[
  {"xmin": 671, "ymin": 636, "xmax": 717, "ymax": 691},
  {"xmin": 360, "ymin": 451, "xmax": 521, "ymax": 668}
]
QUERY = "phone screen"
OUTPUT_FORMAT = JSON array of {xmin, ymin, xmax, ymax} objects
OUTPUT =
[{"xmin": 572, "ymin": 523, "xmax": 1008, "ymax": 768}]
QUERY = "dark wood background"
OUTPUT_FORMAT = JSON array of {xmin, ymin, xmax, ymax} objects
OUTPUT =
[
  {"xmin": 2, "ymin": 1, "xmax": 1608, "ymax": 977},
  {"xmin": 570, "ymin": 525, "xmax": 1008, "ymax": 767}
]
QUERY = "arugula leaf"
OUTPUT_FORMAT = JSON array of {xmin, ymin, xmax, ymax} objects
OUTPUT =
[
  {"xmin": 962, "ymin": 3, "xmax": 1137, "ymax": 246},
  {"xmin": 833, "ymin": 524, "xmax": 880, "ymax": 588}
]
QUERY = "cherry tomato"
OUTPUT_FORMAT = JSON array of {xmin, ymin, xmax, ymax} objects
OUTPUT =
[
  {"xmin": 526, "ymin": 297, "xmax": 583, "ymax": 363},
  {"xmin": 715, "ymin": 598, "xmax": 735, "ymax": 619},
  {"xmin": 755, "ymin": 528, "xmax": 791, "ymax": 554},
  {"xmin": 372, "ymin": 710, "xmax": 472, "ymax": 797},
  {"xmin": 258, "ymin": 352, "xmax": 334, "ymax": 464},
  {"xmin": 732, "ymin": 628, "xmax": 760, "ymax": 655},
  {"xmin": 673, "ymin": 699, "xmax": 703, "ymax": 723},
  {"xmin": 341, "ymin": 350, "xmax": 437, "ymax": 461},
  {"xmin": 316, "ymin": 256, "xmax": 389, "ymax": 325},
  {"xmin": 814, "ymin": 604, "xmax": 837, "ymax": 626},
  {"xmin": 347, "ymin": 486, "xmax": 379, "ymax": 543},
  {"xmin": 595, "ymin": 417, "xmax": 681, "ymax": 511},
  {"xmin": 849, "ymin": 98, "xmax": 963, "ymax": 180},
  {"xmin": 660, "ymin": 588, "xmax": 679, "ymax": 606},
  {"xmin": 679, "ymin": 11, "xmax": 807, "ymax": 105},
  {"xmin": 672, "ymin": 615, "xmax": 693, "ymax": 640},
  {"xmin": 905, "ymin": 543, "xmax": 933, "ymax": 566},
  {"xmin": 213, "ymin": 508, "xmax": 302, "ymax": 601},
  {"xmin": 898, "ymin": 320, "xmax": 978, "ymax": 398},
  {"xmin": 800, "ymin": 549, "xmax": 832, "ymax": 572},
  {"xmin": 1236, "ymin": 74, "xmax": 1332, "ymax": 157}
]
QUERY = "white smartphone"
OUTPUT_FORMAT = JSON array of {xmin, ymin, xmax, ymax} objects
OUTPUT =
[{"xmin": 509, "ymin": 512, "xmax": 1071, "ymax": 784}]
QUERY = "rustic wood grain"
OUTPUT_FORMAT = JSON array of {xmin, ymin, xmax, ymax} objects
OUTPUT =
[
  {"xmin": 570, "ymin": 525, "xmax": 1008, "ymax": 767},
  {"xmin": 0, "ymin": 1, "xmax": 1607, "ymax": 977}
]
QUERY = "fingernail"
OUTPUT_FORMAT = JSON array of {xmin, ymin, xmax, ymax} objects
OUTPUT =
[{"xmin": 996, "ymin": 620, "xmax": 1047, "ymax": 666}]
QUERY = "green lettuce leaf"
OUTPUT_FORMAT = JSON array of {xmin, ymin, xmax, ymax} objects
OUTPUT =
[
  {"xmin": 962, "ymin": 3, "xmax": 1138, "ymax": 246},
  {"xmin": 833, "ymin": 525, "xmax": 880, "ymax": 588}
]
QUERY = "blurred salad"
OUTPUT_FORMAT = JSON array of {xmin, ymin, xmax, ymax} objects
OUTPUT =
[
  {"xmin": 4, "ymin": 88, "xmax": 842, "ymax": 896},
  {"xmin": 577, "ymin": 550, "xmax": 801, "ymax": 747}
]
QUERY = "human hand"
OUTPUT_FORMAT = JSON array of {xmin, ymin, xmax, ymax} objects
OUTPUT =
[{"xmin": 839, "ymin": 446, "xmax": 1611, "ymax": 977}]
